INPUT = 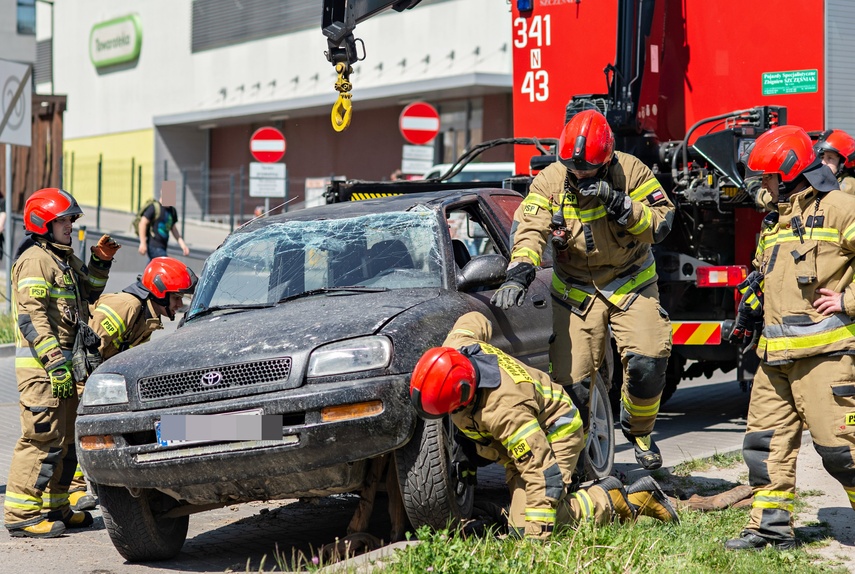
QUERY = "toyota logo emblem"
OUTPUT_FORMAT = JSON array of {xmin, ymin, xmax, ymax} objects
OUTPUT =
[{"xmin": 200, "ymin": 371, "xmax": 223, "ymax": 387}]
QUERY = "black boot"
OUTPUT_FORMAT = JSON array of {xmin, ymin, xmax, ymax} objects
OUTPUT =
[
  {"xmin": 623, "ymin": 431, "xmax": 662, "ymax": 470},
  {"xmin": 724, "ymin": 530, "xmax": 796, "ymax": 551}
]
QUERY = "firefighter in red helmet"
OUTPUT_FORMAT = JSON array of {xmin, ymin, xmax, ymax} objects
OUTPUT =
[
  {"xmin": 815, "ymin": 128, "xmax": 855, "ymax": 194},
  {"xmin": 4, "ymin": 188, "xmax": 120, "ymax": 538},
  {"xmin": 726, "ymin": 125, "xmax": 855, "ymax": 550},
  {"xmin": 410, "ymin": 311, "xmax": 678, "ymax": 540},
  {"xmin": 492, "ymin": 109, "xmax": 675, "ymax": 472},
  {"xmin": 66, "ymin": 257, "xmax": 198, "ymax": 511}
]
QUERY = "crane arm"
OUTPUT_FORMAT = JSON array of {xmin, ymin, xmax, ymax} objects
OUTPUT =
[{"xmin": 322, "ymin": 0, "xmax": 423, "ymax": 131}]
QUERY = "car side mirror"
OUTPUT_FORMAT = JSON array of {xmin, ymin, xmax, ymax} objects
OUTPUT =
[{"xmin": 456, "ymin": 254, "xmax": 508, "ymax": 291}]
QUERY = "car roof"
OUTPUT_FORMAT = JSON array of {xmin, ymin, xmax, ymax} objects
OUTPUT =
[{"xmin": 234, "ymin": 187, "xmax": 519, "ymax": 234}]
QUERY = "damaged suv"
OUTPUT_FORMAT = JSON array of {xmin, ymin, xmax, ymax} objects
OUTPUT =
[{"xmin": 76, "ymin": 187, "xmax": 614, "ymax": 561}]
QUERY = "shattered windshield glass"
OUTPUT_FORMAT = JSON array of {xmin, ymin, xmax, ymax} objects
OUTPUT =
[{"xmin": 188, "ymin": 210, "xmax": 443, "ymax": 318}]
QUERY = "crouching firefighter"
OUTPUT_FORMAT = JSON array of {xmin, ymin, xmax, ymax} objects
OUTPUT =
[
  {"xmin": 409, "ymin": 311, "xmax": 678, "ymax": 540},
  {"xmin": 4, "ymin": 188, "xmax": 118, "ymax": 538},
  {"xmin": 727, "ymin": 125, "xmax": 855, "ymax": 550},
  {"xmin": 67, "ymin": 257, "xmax": 197, "ymax": 511}
]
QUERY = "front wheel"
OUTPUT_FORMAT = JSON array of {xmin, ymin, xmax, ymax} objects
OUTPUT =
[
  {"xmin": 97, "ymin": 484, "xmax": 189, "ymax": 562},
  {"xmin": 394, "ymin": 417, "xmax": 474, "ymax": 530}
]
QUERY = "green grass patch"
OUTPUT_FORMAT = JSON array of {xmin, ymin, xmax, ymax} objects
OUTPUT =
[
  {"xmin": 381, "ymin": 514, "xmax": 847, "ymax": 574},
  {"xmin": 672, "ymin": 450, "xmax": 744, "ymax": 477},
  {"xmin": 0, "ymin": 313, "xmax": 15, "ymax": 344}
]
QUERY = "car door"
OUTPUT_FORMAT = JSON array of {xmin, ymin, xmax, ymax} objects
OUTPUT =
[{"xmin": 446, "ymin": 193, "xmax": 552, "ymax": 371}]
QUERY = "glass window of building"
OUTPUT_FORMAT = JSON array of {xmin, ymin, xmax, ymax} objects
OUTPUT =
[{"xmin": 17, "ymin": 0, "xmax": 36, "ymax": 35}]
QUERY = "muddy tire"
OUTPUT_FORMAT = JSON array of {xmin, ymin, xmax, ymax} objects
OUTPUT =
[
  {"xmin": 395, "ymin": 417, "xmax": 474, "ymax": 530},
  {"xmin": 97, "ymin": 484, "xmax": 189, "ymax": 562},
  {"xmin": 582, "ymin": 373, "xmax": 615, "ymax": 480}
]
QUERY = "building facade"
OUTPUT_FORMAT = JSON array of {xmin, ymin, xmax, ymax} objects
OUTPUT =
[{"xmin": 50, "ymin": 0, "xmax": 514, "ymax": 220}]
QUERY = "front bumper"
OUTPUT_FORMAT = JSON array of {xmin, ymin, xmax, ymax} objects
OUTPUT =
[{"xmin": 76, "ymin": 375, "xmax": 414, "ymax": 503}]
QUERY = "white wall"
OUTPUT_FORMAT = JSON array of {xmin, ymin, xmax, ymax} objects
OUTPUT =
[
  {"xmin": 53, "ymin": 0, "xmax": 512, "ymax": 139},
  {"xmin": 0, "ymin": 0, "xmax": 35, "ymax": 64}
]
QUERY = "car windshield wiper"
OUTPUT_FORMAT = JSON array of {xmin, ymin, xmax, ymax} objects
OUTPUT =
[
  {"xmin": 186, "ymin": 303, "xmax": 274, "ymax": 320},
  {"xmin": 277, "ymin": 286, "xmax": 388, "ymax": 304}
]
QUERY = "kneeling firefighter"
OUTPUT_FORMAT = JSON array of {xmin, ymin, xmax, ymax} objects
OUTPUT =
[{"xmin": 410, "ymin": 311, "xmax": 679, "ymax": 540}]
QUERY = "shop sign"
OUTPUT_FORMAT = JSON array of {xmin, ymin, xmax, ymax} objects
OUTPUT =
[{"xmin": 90, "ymin": 14, "xmax": 142, "ymax": 69}]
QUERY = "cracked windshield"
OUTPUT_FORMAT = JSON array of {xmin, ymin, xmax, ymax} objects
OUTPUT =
[{"xmin": 188, "ymin": 210, "xmax": 443, "ymax": 317}]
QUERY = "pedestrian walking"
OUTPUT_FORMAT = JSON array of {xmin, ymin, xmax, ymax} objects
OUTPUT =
[{"xmin": 136, "ymin": 198, "xmax": 189, "ymax": 260}]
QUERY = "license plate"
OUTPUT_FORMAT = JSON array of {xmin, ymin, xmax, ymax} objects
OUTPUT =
[{"xmin": 155, "ymin": 408, "xmax": 265, "ymax": 447}]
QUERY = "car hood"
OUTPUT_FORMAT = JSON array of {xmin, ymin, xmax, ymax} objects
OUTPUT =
[{"xmin": 98, "ymin": 289, "xmax": 441, "ymax": 376}]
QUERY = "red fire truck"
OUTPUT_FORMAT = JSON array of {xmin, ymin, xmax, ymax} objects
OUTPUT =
[{"xmin": 322, "ymin": 1, "xmax": 848, "ymax": 402}]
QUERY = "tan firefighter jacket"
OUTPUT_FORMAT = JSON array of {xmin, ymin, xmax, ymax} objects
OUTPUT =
[
  {"xmin": 840, "ymin": 174, "xmax": 855, "ymax": 195},
  {"xmin": 14, "ymin": 238, "xmax": 110, "ymax": 402},
  {"xmin": 90, "ymin": 292, "xmax": 163, "ymax": 361},
  {"xmin": 511, "ymin": 152, "xmax": 675, "ymax": 312},
  {"xmin": 755, "ymin": 186, "xmax": 855, "ymax": 363},
  {"xmin": 444, "ymin": 312, "xmax": 583, "ymax": 531}
]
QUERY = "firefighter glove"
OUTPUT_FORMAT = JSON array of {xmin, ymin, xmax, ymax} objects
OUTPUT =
[
  {"xmin": 91, "ymin": 234, "xmax": 121, "ymax": 261},
  {"xmin": 578, "ymin": 178, "xmax": 632, "ymax": 225},
  {"xmin": 490, "ymin": 261, "xmax": 536, "ymax": 310},
  {"xmin": 48, "ymin": 362, "xmax": 74, "ymax": 399},
  {"xmin": 730, "ymin": 272, "xmax": 765, "ymax": 346}
]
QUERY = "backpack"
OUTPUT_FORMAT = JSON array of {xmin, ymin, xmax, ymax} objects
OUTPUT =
[{"xmin": 131, "ymin": 199, "xmax": 161, "ymax": 237}]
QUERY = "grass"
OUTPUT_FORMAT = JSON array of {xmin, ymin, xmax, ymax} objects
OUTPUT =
[
  {"xmin": 671, "ymin": 450, "xmax": 744, "ymax": 477},
  {"xmin": 0, "ymin": 312, "xmax": 14, "ymax": 344}
]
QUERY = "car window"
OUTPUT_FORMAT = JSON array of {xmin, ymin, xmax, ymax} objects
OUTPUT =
[
  {"xmin": 486, "ymin": 193, "xmax": 553, "ymax": 268},
  {"xmin": 447, "ymin": 209, "xmax": 500, "ymax": 265},
  {"xmin": 189, "ymin": 211, "xmax": 443, "ymax": 314}
]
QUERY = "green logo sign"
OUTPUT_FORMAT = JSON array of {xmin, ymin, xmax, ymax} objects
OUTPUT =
[
  {"xmin": 762, "ymin": 69, "xmax": 818, "ymax": 96},
  {"xmin": 89, "ymin": 14, "xmax": 142, "ymax": 69}
]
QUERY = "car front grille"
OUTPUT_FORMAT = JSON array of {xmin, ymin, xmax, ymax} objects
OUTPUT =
[{"xmin": 138, "ymin": 358, "xmax": 292, "ymax": 401}]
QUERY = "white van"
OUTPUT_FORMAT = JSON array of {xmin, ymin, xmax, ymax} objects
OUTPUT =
[{"xmin": 422, "ymin": 162, "xmax": 515, "ymax": 182}]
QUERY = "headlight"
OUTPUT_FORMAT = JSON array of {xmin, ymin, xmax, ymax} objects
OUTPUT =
[
  {"xmin": 307, "ymin": 336, "xmax": 392, "ymax": 377},
  {"xmin": 81, "ymin": 373, "xmax": 129, "ymax": 406}
]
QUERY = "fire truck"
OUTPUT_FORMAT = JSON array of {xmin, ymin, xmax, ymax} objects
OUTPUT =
[{"xmin": 321, "ymin": 0, "xmax": 850, "ymax": 403}]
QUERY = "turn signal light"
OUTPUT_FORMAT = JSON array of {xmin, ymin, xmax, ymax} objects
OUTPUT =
[
  {"xmin": 696, "ymin": 265, "xmax": 747, "ymax": 288},
  {"xmin": 321, "ymin": 401, "xmax": 383, "ymax": 422},
  {"xmin": 79, "ymin": 435, "xmax": 116, "ymax": 450}
]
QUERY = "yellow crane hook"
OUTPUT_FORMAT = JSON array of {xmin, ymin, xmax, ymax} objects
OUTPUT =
[{"xmin": 331, "ymin": 63, "xmax": 353, "ymax": 132}]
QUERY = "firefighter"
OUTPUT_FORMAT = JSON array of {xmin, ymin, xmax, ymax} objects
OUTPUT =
[
  {"xmin": 67, "ymin": 256, "xmax": 197, "ymax": 511},
  {"xmin": 491, "ymin": 109, "xmax": 675, "ymax": 471},
  {"xmin": 815, "ymin": 129, "xmax": 855, "ymax": 195},
  {"xmin": 410, "ymin": 311, "xmax": 678, "ymax": 539},
  {"xmin": 4, "ymin": 188, "xmax": 119, "ymax": 538},
  {"xmin": 726, "ymin": 125, "xmax": 855, "ymax": 550}
]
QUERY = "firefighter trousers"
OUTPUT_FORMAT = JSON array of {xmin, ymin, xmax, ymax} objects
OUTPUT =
[
  {"xmin": 551, "ymin": 284, "xmax": 671, "ymax": 438},
  {"xmin": 743, "ymin": 354, "xmax": 855, "ymax": 541},
  {"xmin": 3, "ymin": 383, "xmax": 78, "ymax": 529}
]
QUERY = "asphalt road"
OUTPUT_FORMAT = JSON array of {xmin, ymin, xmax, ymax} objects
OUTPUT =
[{"xmin": 0, "ymin": 340, "xmax": 754, "ymax": 573}]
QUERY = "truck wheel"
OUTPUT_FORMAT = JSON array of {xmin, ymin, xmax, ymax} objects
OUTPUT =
[
  {"xmin": 582, "ymin": 373, "xmax": 615, "ymax": 480},
  {"xmin": 394, "ymin": 417, "xmax": 474, "ymax": 530},
  {"xmin": 97, "ymin": 484, "xmax": 189, "ymax": 562}
]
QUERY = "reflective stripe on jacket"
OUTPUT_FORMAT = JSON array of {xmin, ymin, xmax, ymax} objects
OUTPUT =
[
  {"xmin": 89, "ymin": 293, "xmax": 163, "ymax": 361},
  {"xmin": 510, "ymin": 152, "xmax": 674, "ymax": 311}
]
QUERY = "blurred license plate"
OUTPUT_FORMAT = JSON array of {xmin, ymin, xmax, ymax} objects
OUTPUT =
[{"xmin": 155, "ymin": 409, "xmax": 264, "ymax": 447}]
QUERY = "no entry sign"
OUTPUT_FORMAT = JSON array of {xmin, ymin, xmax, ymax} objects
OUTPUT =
[
  {"xmin": 399, "ymin": 102, "xmax": 440, "ymax": 145},
  {"xmin": 250, "ymin": 127, "xmax": 286, "ymax": 163}
]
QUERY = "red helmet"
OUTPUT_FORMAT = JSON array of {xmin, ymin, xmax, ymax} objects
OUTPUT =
[
  {"xmin": 815, "ymin": 129, "xmax": 855, "ymax": 169},
  {"xmin": 557, "ymin": 109, "xmax": 615, "ymax": 171},
  {"xmin": 409, "ymin": 347, "xmax": 477, "ymax": 419},
  {"xmin": 142, "ymin": 257, "xmax": 198, "ymax": 299},
  {"xmin": 24, "ymin": 188, "xmax": 83, "ymax": 235},
  {"xmin": 747, "ymin": 125, "xmax": 816, "ymax": 182}
]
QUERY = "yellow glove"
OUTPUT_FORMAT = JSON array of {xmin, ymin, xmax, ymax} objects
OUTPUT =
[
  {"xmin": 48, "ymin": 362, "xmax": 74, "ymax": 399},
  {"xmin": 92, "ymin": 234, "xmax": 121, "ymax": 261}
]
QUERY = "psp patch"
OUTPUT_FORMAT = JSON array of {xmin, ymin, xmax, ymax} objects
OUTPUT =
[
  {"xmin": 523, "ymin": 204, "xmax": 539, "ymax": 215},
  {"xmin": 29, "ymin": 286, "xmax": 47, "ymax": 298},
  {"xmin": 846, "ymin": 413, "xmax": 855, "ymax": 426},
  {"xmin": 510, "ymin": 438, "xmax": 532, "ymax": 460},
  {"xmin": 101, "ymin": 317, "xmax": 119, "ymax": 336}
]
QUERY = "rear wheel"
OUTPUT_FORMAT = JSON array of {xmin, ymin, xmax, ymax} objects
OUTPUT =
[
  {"xmin": 395, "ymin": 417, "xmax": 474, "ymax": 529},
  {"xmin": 582, "ymin": 373, "xmax": 615, "ymax": 480},
  {"xmin": 97, "ymin": 484, "xmax": 189, "ymax": 562}
]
